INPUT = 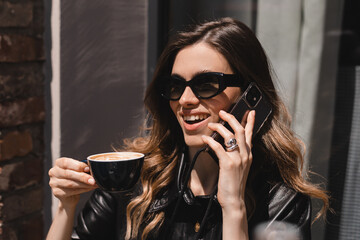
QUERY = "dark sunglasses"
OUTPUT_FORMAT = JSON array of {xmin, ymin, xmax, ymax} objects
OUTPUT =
[{"xmin": 160, "ymin": 72, "xmax": 244, "ymax": 100}]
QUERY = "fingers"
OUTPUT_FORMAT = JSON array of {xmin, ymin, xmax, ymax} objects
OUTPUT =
[
  {"xmin": 49, "ymin": 169, "xmax": 96, "ymax": 187},
  {"xmin": 207, "ymin": 122, "xmax": 234, "ymax": 144},
  {"xmin": 240, "ymin": 110, "xmax": 250, "ymax": 127},
  {"xmin": 245, "ymin": 110, "xmax": 255, "ymax": 147},
  {"xmin": 202, "ymin": 135, "xmax": 230, "ymax": 167},
  {"xmin": 51, "ymin": 187, "xmax": 96, "ymax": 199},
  {"xmin": 49, "ymin": 158, "xmax": 95, "ymax": 184},
  {"xmin": 219, "ymin": 109, "xmax": 255, "ymax": 144},
  {"xmin": 48, "ymin": 157, "xmax": 97, "ymax": 201},
  {"xmin": 205, "ymin": 110, "xmax": 255, "ymax": 161},
  {"xmin": 203, "ymin": 133, "xmax": 243, "ymax": 168},
  {"xmin": 55, "ymin": 157, "xmax": 89, "ymax": 172},
  {"xmin": 49, "ymin": 165, "xmax": 95, "ymax": 185},
  {"xmin": 50, "ymin": 178, "xmax": 97, "ymax": 195}
]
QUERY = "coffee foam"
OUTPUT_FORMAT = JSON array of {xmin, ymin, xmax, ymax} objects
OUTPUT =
[{"xmin": 88, "ymin": 152, "xmax": 144, "ymax": 162}]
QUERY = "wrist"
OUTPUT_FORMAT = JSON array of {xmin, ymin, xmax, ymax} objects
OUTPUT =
[
  {"xmin": 222, "ymin": 199, "xmax": 249, "ymax": 240},
  {"xmin": 221, "ymin": 196, "xmax": 245, "ymax": 212},
  {"xmin": 58, "ymin": 198, "xmax": 78, "ymax": 213},
  {"xmin": 222, "ymin": 200, "xmax": 247, "ymax": 219}
]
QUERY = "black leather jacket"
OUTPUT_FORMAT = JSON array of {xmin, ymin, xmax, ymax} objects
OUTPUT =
[{"xmin": 72, "ymin": 154, "xmax": 311, "ymax": 240}]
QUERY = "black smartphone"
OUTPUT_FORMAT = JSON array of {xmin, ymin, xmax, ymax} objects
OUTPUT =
[{"xmin": 210, "ymin": 82, "xmax": 273, "ymax": 144}]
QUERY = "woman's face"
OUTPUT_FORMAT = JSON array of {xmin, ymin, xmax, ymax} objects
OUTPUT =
[{"xmin": 169, "ymin": 42, "xmax": 241, "ymax": 148}]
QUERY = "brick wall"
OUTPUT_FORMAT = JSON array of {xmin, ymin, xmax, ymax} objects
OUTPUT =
[{"xmin": 0, "ymin": 1, "xmax": 45, "ymax": 240}]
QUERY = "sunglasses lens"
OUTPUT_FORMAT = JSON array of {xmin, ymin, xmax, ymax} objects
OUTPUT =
[
  {"xmin": 161, "ymin": 73, "xmax": 224, "ymax": 100},
  {"xmin": 163, "ymin": 77, "xmax": 185, "ymax": 100},
  {"xmin": 192, "ymin": 74, "xmax": 220, "ymax": 98}
]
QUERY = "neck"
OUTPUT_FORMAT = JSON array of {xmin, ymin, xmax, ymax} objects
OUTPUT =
[{"xmin": 188, "ymin": 147, "xmax": 219, "ymax": 196}]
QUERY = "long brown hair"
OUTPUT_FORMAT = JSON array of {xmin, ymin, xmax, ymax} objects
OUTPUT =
[{"xmin": 123, "ymin": 17, "xmax": 329, "ymax": 240}]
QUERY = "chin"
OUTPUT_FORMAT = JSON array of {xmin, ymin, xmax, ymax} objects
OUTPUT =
[{"xmin": 184, "ymin": 135, "xmax": 206, "ymax": 148}]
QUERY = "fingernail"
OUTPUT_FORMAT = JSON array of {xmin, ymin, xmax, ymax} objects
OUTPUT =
[
  {"xmin": 84, "ymin": 166, "xmax": 90, "ymax": 172},
  {"xmin": 220, "ymin": 110, "xmax": 225, "ymax": 114},
  {"xmin": 88, "ymin": 178, "xmax": 95, "ymax": 185}
]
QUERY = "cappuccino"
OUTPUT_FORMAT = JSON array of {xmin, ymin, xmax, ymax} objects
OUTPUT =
[
  {"xmin": 88, "ymin": 152, "xmax": 144, "ymax": 162},
  {"xmin": 87, "ymin": 151, "xmax": 144, "ymax": 192}
]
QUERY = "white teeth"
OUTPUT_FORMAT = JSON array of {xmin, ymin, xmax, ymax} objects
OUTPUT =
[{"xmin": 184, "ymin": 114, "xmax": 208, "ymax": 121}]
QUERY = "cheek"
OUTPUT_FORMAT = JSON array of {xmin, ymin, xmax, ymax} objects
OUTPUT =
[
  {"xmin": 223, "ymin": 89, "xmax": 242, "ymax": 109},
  {"xmin": 169, "ymin": 101, "xmax": 178, "ymax": 116},
  {"xmin": 210, "ymin": 94, "xmax": 238, "ymax": 113}
]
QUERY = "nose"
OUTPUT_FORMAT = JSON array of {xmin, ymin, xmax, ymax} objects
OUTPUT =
[{"xmin": 178, "ymin": 86, "xmax": 200, "ymax": 106}]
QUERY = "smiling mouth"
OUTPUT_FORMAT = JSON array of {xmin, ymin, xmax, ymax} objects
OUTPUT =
[{"xmin": 183, "ymin": 114, "xmax": 209, "ymax": 124}]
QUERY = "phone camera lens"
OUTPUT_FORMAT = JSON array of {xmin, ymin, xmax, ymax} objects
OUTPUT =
[{"xmin": 246, "ymin": 86, "xmax": 262, "ymax": 108}]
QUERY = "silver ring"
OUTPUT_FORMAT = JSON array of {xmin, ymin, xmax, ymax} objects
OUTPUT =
[
  {"xmin": 225, "ymin": 138, "xmax": 237, "ymax": 147},
  {"xmin": 225, "ymin": 138, "xmax": 238, "ymax": 152},
  {"xmin": 226, "ymin": 143, "xmax": 239, "ymax": 152}
]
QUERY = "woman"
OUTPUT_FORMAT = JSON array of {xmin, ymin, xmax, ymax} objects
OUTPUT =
[{"xmin": 47, "ymin": 18, "xmax": 328, "ymax": 240}]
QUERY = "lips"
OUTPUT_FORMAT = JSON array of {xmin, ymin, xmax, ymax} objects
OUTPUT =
[
  {"xmin": 183, "ymin": 114, "xmax": 209, "ymax": 123},
  {"xmin": 181, "ymin": 113, "xmax": 210, "ymax": 132}
]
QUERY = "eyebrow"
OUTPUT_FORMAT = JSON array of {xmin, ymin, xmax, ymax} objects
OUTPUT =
[{"xmin": 170, "ymin": 70, "xmax": 213, "ymax": 80}]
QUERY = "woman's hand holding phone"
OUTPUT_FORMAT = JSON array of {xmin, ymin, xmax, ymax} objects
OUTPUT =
[
  {"xmin": 201, "ymin": 109, "xmax": 255, "ymax": 239},
  {"xmin": 202, "ymin": 109, "xmax": 255, "ymax": 209}
]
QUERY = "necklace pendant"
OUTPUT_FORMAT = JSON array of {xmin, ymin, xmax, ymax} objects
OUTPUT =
[{"xmin": 194, "ymin": 221, "xmax": 200, "ymax": 232}]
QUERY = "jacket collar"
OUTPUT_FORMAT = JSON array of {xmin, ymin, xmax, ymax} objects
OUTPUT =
[{"xmin": 148, "ymin": 151, "xmax": 203, "ymax": 213}]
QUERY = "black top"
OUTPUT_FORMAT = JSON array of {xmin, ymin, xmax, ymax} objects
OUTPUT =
[{"xmin": 72, "ymin": 154, "xmax": 311, "ymax": 240}]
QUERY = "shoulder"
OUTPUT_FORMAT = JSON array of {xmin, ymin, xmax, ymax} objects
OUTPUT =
[
  {"xmin": 268, "ymin": 182, "xmax": 311, "ymax": 220},
  {"xmin": 267, "ymin": 182, "xmax": 312, "ymax": 239}
]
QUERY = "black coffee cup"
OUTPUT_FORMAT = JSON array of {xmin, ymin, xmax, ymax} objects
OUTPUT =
[{"xmin": 87, "ymin": 152, "xmax": 144, "ymax": 192}]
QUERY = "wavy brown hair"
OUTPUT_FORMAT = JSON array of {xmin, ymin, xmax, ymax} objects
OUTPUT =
[{"xmin": 122, "ymin": 17, "xmax": 329, "ymax": 240}]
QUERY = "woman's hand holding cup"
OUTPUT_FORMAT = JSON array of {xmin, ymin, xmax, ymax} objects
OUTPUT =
[
  {"xmin": 48, "ymin": 157, "xmax": 98, "ymax": 208},
  {"xmin": 49, "ymin": 152, "xmax": 144, "ymax": 208}
]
